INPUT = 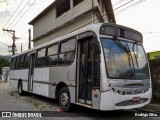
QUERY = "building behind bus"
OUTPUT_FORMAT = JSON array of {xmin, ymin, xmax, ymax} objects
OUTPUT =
[{"xmin": 28, "ymin": 0, "xmax": 116, "ymax": 46}]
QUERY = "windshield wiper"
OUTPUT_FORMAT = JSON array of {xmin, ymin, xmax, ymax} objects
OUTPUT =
[
  {"xmin": 112, "ymin": 37, "xmax": 132, "ymax": 68},
  {"xmin": 133, "ymin": 43, "xmax": 139, "ymax": 69},
  {"xmin": 112, "ymin": 37, "xmax": 130, "ymax": 56}
]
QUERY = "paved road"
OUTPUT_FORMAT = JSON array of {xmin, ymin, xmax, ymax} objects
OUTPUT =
[{"xmin": 0, "ymin": 81, "xmax": 159, "ymax": 120}]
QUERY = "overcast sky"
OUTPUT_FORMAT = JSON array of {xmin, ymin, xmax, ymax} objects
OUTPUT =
[
  {"xmin": 0, "ymin": 0, "xmax": 54, "ymax": 55},
  {"xmin": 0, "ymin": 0, "xmax": 160, "ymax": 55},
  {"xmin": 114, "ymin": 0, "xmax": 160, "ymax": 53}
]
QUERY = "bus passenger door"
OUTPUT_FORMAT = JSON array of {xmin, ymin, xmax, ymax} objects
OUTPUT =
[
  {"xmin": 77, "ymin": 38, "xmax": 94, "ymax": 105},
  {"xmin": 77, "ymin": 36, "xmax": 101, "ymax": 107},
  {"xmin": 28, "ymin": 54, "xmax": 35, "ymax": 91}
]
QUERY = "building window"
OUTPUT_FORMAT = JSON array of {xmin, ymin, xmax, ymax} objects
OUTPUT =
[
  {"xmin": 56, "ymin": 0, "xmax": 70, "ymax": 17},
  {"xmin": 73, "ymin": 0, "xmax": 84, "ymax": 6}
]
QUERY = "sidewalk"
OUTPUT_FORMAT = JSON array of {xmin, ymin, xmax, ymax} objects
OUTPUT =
[{"xmin": 139, "ymin": 104, "xmax": 160, "ymax": 114}]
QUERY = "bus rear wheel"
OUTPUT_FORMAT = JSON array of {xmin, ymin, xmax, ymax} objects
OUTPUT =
[
  {"xmin": 58, "ymin": 86, "xmax": 71, "ymax": 112},
  {"xmin": 18, "ymin": 81, "xmax": 24, "ymax": 96}
]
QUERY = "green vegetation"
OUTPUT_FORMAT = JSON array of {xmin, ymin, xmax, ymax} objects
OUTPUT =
[
  {"xmin": 148, "ymin": 51, "xmax": 160, "ymax": 60},
  {"xmin": 0, "ymin": 58, "xmax": 9, "ymax": 74}
]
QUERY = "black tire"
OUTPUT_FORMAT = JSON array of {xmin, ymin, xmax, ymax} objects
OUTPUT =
[
  {"xmin": 59, "ymin": 86, "xmax": 72, "ymax": 112},
  {"xmin": 18, "ymin": 81, "xmax": 24, "ymax": 96}
]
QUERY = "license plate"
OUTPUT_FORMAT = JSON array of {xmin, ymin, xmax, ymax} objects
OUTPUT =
[{"xmin": 133, "ymin": 97, "xmax": 140, "ymax": 102}]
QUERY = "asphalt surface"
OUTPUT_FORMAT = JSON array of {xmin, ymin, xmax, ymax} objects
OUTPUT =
[{"xmin": 0, "ymin": 81, "xmax": 159, "ymax": 120}]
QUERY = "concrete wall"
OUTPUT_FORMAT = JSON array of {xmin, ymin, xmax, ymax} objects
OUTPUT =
[
  {"xmin": 33, "ymin": 7, "xmax": 56, "ymax": 39},
  {"xmin": 1, "ymin": 67, "xmax": 10, "ymax": 82}
]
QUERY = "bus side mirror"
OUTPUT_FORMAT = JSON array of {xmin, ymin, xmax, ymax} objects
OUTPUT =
[{"xmin": 93, "ymin": 40, "xmax": 101, "ymax": 55}]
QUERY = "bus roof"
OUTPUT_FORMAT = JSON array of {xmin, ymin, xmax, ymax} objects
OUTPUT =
[
  {"xmin": 12, "ymin": 23, "xmax": 142, "ymax": 57},
  {"xmin": 13, "ymin": 23, "xmax": 103, "ymax": 57}
]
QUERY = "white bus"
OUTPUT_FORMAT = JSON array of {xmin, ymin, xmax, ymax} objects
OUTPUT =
[{"xmin": 10, "ymin": 23, "xmax": 152, "ymax": 112}]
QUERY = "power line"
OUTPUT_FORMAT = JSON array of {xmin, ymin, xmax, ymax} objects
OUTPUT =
[
  {"xmin": 17, "ymin": 30, "xmax": 30, "ymax": 43},
  {"xmin": 114, "ymin": 0, "xmax": 134, "ymax": 11},
  {"xmin": 7, "ymin": 0, "xmax": 31, "ymax": 29},
  {"xmin": 3, "ymin": 31, "xmax": 9, "ymax": 45},
  {"xmin": 0, "ymin": 41, "xmax": 9, "ymax": 47},
  {"xmin": 113, "ymin": 0, "xmax": 126, "ymax": 6},
  {"xmin": 19, "ymin": 31, "xmax": 29, "ymax": 38},
  {"xmin": 143, "ymin": 32, "xmax": 160, "ymax": 34},
  {"xmin": 3, "ymin": 0, "xmax": 24, "ymax": 28},
  {"xmin": 10, "ymin": 0, "xmax": 37, "ymax": 29},
  {"xmin": 115, "ymin": 0, "xmax": 146, "ymax": 15},
  {"xmin": 22, "ymin": 41, "xmax": 29, "ymax": 48},
  {"xmin": 3, "ymin": 29, "xmax": 20, "ymax": 55},
  {"xmin": 7, "ymin": 31, "xmax": 12, "ymax": 37}
]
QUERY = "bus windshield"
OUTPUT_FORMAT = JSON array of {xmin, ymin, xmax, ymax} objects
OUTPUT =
[{"xmin": 101, "ymin": 38, "xmax": 150, "ymax": 79}]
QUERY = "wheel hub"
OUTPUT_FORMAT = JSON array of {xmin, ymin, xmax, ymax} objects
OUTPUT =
[
  {"xmin": 61, "ymin": 93, "xmax": 68, "ymax": 106},
  {"xmin": 18, "ymin": 84, "xmax": 22, "ymax": 93}
]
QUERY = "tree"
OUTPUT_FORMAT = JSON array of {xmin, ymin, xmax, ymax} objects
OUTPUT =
[{"xmin": 0, "ymin": 58, "xmax": 9, "ymax": 74}]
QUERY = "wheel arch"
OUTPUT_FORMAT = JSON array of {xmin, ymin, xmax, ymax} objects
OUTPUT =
[
  {"xmin": 17, "ymin": 79, "xmax": 22, "ymax": 88},
  {"xmin": 17, "ymin": 78, "xmax": 25, "ymax": 96},
  {"xmin": 55, "ymin": 82, "xmax": 68, "ymax": 99}
]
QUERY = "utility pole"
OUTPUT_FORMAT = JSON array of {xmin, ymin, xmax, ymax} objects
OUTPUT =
[
  {"xmin": 2, "ymin": 29, "xmax": 16, "ymax": 55},
  {"xmin": 29, "ymin": 29, "xmax": 31, "ymax": 49},
  {"xmin": 13, "ymin": 31, "xmax": 16, "ymax": 55},
  {"xmin": 21, "ymin": 43, "xmax": 23, "ymax": 53}
]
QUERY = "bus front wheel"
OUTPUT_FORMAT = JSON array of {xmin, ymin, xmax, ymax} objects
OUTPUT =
[{"xmin": 59, "ymin": 86, "xmax": 71, "ymax": 112}]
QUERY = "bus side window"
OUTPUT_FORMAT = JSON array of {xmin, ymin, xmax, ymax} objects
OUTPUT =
[
  {"xmin": 10, "ymin": 59, "xmax": 13, "ymax": 70},
  {"xmin": 36, "ymin": 48, "xmax": 46, "ymax": 67},
  {"xmin": 46, "ymin": 44, "xmax": 58, "ymax": 66},
  {"xmin": 18, "ymin": 56, "xmax": 21, "ymax": 69},
  {"xmin": 16, "ymin": 57, "xmax": 20, "ymax": 70},
  {"xmin": 14, "ymin": 57, "xmax": 18, "ymax": 70},
  {"xmin": 19, "ymin": 55, "xmax": 25, "ymax": 69},
  {"xmin": 24, "ymin": 54, "xmax": 30, "ymax": 69},
  {"xmin": 59, "ymin": 38, "xmax": 76, "ymax": 65},
  {"xmin": 11, "ymin": 58, "xmax": 15, "ymax": 70},
  {"xmin": 18, "ymin": 56, "xmax": 22, "ymax": 69}
]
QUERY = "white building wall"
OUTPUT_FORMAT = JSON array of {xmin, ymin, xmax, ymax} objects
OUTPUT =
[
  {"xmin": 32, "ymin": 0, "xmax": 110, "ymax": 46},
  {"xmin": 34, "ymin": 11, "xmax": 104, "ymax": 46},
  {"xmin": 33, "ymin": 7, "xmax": 56, "ymax": 38},
  {"xmin": 33, "ymin": 0, "xmax": 93, "ymax": 39}
]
